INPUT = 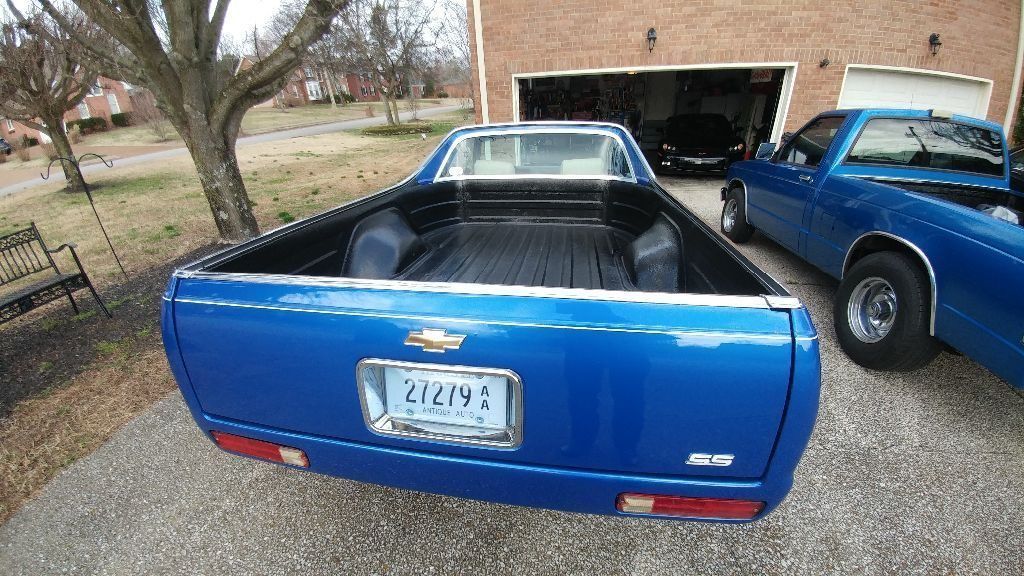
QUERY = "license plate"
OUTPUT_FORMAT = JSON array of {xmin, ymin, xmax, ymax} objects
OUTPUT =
[
  {"xmin": 357, "ymin": 359, "xmax": 523, "ymax": 448},
  {"xmin": 383, "ymin": 366, "xmax": 508, "ymax": 429}
]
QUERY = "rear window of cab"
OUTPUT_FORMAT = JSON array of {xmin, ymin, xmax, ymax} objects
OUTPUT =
[
  {"xmin": 439, "ymin": 132, "xmax": 634, "ymax": 180},
  {"xmin": 845, "ymin": 118, "xmax": 1004, "ymax": 177}
]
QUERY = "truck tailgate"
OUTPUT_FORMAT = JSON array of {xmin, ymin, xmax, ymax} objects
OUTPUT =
[{"xmin": 167, "ymin": 277, "xmax": 798, "ymax": 479}]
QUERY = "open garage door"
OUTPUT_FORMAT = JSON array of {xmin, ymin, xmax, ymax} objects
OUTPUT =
[
  {"xmin": 514, "ymin": 67, "xmax": 794, "ymax": 163},
  {"xmin": 839, "ymin": 66, "xmax": 992, "ymax": 119}
]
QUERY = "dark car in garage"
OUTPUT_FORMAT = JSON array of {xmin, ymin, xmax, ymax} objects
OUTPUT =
[
  {"xmin": 656, "ymin": 114, "xmax": 746, "ymax": 173},
  {"xmin": 0, "ymin": 137, "xmax": 12, "ymax": 156}
]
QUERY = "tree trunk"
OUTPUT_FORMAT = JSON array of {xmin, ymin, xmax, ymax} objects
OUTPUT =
[
  {"xmin": 389, "ymin": 94, "xmax": 401, "ymax": 124},
  {"xmin": 375, "ymin": 80, "xmax": 395, "ymax": 125},
  {"xmin": 42, "ymin": 115, "xmax": 85, "ymax": 192},
  {"xmin": 324, "ymin": 70, "xmax": 338, "ymax": 109},
  {"xmin": 184, "ymin": 127, "xmax": 260, "ymax": 242}
]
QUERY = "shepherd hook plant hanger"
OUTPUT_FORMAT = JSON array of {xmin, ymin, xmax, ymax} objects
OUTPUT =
[{"xmin": 41, "ymin": 154, "xmax": 128, "ymax": 281}]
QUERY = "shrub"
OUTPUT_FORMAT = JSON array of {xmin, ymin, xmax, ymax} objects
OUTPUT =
[
  {"xmin": 12, "ymin": 141, "xmax": 30, "ymax": 162},
  {"xmin": 20, "ymin": 135, "xmax": 38, "ymax": 147},
  {"xmin": 0, "ymin": 150, "xmax": 6, "ymax": 164},
  {"xmin": 111, "ymin": 112, "xmax": 130, "ymax": 127},
  {"xmin": 437, "ymin": 91, "xmax": 449, "ymax": 98},
  {"xmin": 360, "ymin": 122, "xmax": 432, "ymax": 136},
  {"xmin": 68, "ymin": 125, "xmax": 83, "ymax": 144},
  {"xmin": 342, "ymin": 92, "xmax": 357, "ymax": 103},
  {"xmin": 66, "ymin": 117, "xmax": 108, "ymax": 134},
  {"xmin": 40, "ymin": 142, "xmax": 59, "ymax": 161}
]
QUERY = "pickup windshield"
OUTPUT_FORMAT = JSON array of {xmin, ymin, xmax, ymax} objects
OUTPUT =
[
  {"xmin": 846, "ymin": 118, "xmax": 1004, "ymax": 176},
  {"xmin": 440, "ymin": 132, "xmax": 634, "ymax": 179}
]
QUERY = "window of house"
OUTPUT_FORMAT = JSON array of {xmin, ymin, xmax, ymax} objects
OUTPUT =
[
  {"xmin": 304, "ymin": 67, "xmax": 314, "ymax": 79},
  {"xmin": 370, "ymin": 85, "xmax": 376, "ymax": 95},
  {"xmin": 360, "ymin": 87, "xmax": 368, "ymax": 97},
  {"xmin": 291, "ymin": 85, "xmax": 299, "ymax": 97},
  {"xmin": 77, "ymin": 101, "xmax": 91, "ymax": 119},
  {"xmin": 846, "ymin": 118, "xmax": 1005, "ymax": 177},
  {"xmin": 5, "ymin": 119, "xmax": 14, "ymax": 133},
  {"xmin": 306, "ymin": 81, "xmax": 322, "ymax": 100},
  {"xmin": 88, "ymin": 82, "xmax": 103, "ymax": 96}
]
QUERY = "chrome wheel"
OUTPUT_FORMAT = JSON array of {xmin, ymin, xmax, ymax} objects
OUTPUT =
[
  {"xmin": 847, "ymin": 277, "xmax": 898, "ymax": 343},
  {"xmin": 722, "ymin": 198, "xmax": 737, "ymax": 232}
]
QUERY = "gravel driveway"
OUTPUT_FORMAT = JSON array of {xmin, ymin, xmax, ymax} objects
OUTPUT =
[{"xmin": 1, "ymin": 176, "xmax": 1022, "ymax": 575}]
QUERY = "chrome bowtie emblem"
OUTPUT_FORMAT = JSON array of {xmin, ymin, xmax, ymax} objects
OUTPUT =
[{"xmin": 404, "ymin": 328, "xmax": 466, "ymax": 353}]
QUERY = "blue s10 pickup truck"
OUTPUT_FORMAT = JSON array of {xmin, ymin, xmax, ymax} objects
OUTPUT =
[
  {"xmin": 162, "ymin": 123, "xmax": 820, "ymax": 522},
  {"xmin": 722, "ymin": 109, "xmax": 1023, "ymax": 389}
]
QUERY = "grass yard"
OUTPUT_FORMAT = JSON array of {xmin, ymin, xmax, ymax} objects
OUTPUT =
[
  {"xmin": 77, "ymin": 99, "xmax": 456, "ymax": 147},
  {"xmin": 0, "ymin": 111, "xmax": 470, "ymax": 523}
]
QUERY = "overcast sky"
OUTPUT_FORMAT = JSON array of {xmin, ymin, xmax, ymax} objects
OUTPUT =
[{"xmin": 4, "ymin": 0, "xmax": 282, "ymax": 46}]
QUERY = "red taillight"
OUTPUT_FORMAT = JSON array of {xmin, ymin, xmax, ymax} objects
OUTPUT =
[
  {"xmin": 211, "ymin": 431, "xmax": 309, "ymax": 467},
  {"xmin": 616, "ymin": 493, "xmax": 764, "ymax": 520}
]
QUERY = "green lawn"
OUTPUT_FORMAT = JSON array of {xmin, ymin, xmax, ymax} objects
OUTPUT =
[{"xmin": 78, "ymin": 99, "xmax": 454, "ymax": 147}]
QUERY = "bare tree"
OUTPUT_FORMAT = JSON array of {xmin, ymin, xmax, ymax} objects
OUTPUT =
[
  {"xmin": 441, "ymin": 0, "xmax": 472, "ymax": 109},
  {"xmin": 29, "ymin": 0, "xmax": 348, "ymax": 242},
  {"xmin": 335, "ymin": 0, "xmax": 437, "ymax": 126},
  {"xmin": 0, "ymin": 6, "xmax": 100, "ymax": 191},
  {"xmin": 128, "ymin": 88, "xmax": 172, "ymax": 142}
]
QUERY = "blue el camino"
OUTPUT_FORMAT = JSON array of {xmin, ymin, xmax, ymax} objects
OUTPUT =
[
  {"xmin": 162, "ymin": 122, "xmax": 821, "ymax": 522},
  {"xmin": 721, "ymin": 109, "xmax": 1023, "ymax": 389}
]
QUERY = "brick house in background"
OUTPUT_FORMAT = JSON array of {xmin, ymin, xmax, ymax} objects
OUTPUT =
[
  {"xmin": 341, "ymin": 72, "xmax": 380, "ymax": 102},
  {"xmin": 2, "ymin": 76, "xmax": 134, "ymax": 144},
  {"xmin": 468, "ymin": 1, "xmax": 1024, "ymax": 151}
]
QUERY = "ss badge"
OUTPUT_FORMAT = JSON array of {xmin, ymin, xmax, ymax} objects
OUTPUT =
[{"xmin": 686, "ymin": 453, "xmax": 734, "ymax": 467}]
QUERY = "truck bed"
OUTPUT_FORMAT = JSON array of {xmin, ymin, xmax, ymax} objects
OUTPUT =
[{"xmin": 398, "ymin": 223, "xmax": 634, "ymax": 290}]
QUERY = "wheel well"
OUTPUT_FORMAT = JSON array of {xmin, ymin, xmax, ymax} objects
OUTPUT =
[
  {"xmin": 844, "ymin": 236, "xmax": 922, "ymax": 276},
  {"xmin": 843, "ymin": 233, "xmax": 937, "ymax": 334},
  {"xmin": 727, "ymin": 179, "xmax": 748, "ymax": 222}
]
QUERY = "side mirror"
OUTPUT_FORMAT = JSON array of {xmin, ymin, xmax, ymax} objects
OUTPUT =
[{"xmin": 755, "ymin": 142, "xmax": 777, "ymax": 160}]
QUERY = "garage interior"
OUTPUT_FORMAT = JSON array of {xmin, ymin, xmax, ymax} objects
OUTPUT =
[{"xmin": 517, "ymin": 68, "xmax": 788, "ymax": 159}]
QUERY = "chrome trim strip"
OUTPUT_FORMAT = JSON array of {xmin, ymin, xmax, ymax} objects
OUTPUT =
[
  {"xmin": 842, "ymin": 231, "xmax": 938, "ymax": 335},
  {"xmin": 726, "ymin": 177, "xmax": 751, "ymax": 225},
  {"xmin": 432, "ymin": 126, "xmax": 640, "ymax": 184},
  {"xmin": 172, "ymin": 297, "xmax": 795, "ymax": 339},
  {"xmin": 173, "ymin": 270, "xmax": 786, "ymax": 310},
  {"xmin": 847, "ymin": 174, "xmax": 1010, "ymax": 193},
  {"xmin": 356, "ymin": 358, "xmax": 524, "ymax": 449}
]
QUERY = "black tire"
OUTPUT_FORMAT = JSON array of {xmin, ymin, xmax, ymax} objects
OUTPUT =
[
  {"xmin": 834, "ymin": 252, "xmax": 941, "ymax": 371},
  {"xmin": 721, "ymin": 187, "xmax": 755, "ymax": 243}
]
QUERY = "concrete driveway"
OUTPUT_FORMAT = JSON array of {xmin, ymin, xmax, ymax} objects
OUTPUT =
[{"xmin": 1, "ymin": 176, "xmax": 1022, "ymax": 575}]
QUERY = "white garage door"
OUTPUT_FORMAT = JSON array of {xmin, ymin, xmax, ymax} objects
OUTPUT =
[{"xmin": 838, "ymin": 67, "xmax": 991, "ymax": 119}]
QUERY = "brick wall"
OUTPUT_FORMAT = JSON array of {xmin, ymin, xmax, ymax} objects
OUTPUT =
[{"xmin": 469, "ymin": 0, "xmax": 1022, "ymax": 132}]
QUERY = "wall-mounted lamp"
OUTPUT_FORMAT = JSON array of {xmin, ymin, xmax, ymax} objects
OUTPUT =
[
  {"xmin": 929, "ymin": 33, "xmax": 942, "ymax": 56},
  {"xmin": 647, "ymin": 28, "xmax": 658, "ymax": 53},
  {"xmin": 819, "ymin": 58, "xmax": 830, "ymax": 68}
]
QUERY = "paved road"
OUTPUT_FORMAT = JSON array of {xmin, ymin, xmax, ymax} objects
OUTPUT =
[
  {"xmin": 1, "ymin": 177, "xmax": 1022, "ymax": 575},
  {"xmin": 0, "ymin": 105, "xmax": 463, "ymax": 198}
]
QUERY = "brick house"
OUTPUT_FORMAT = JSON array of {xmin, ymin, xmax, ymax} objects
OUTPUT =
[
  {"xmin": 2, "ymin": 76, "xmax": 134, "ymax": 144},
  {"xmin": 467, "ymin": 1, "xmax": 1024, "ymax": 150},
  {"xmin": 341, "ymin": 72, "xmax": 381, "ymax": 102}
]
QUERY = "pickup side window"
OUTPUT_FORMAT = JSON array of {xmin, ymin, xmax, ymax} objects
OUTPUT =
[
  {"xmin": 776, "ymin": 116, "xmax": 845, "ymax": 167},
  {"xmin": 846, "ymin": 118, "xmax": 1004, "ymax": 177}
]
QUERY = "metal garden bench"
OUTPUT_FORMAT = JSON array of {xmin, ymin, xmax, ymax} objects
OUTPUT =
[{"xmin": 0, "ymin": 223, "xmax": 111, "ymax": 325}]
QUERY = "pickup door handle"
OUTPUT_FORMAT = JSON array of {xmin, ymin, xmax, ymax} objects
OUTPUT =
[{"xmin": 798, "ymin": 174, "xmax": 813, "ymax": 183}]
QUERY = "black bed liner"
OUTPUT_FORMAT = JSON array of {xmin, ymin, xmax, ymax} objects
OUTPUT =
[{"xmin": 397, "ymin": 223, "xmax": 635, "ymax": 290}]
